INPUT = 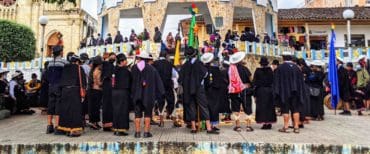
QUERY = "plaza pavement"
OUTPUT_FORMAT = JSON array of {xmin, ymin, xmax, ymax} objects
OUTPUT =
[{"xmin": 0, "ymin": 109, "xmax": 369, "ymax": 147}]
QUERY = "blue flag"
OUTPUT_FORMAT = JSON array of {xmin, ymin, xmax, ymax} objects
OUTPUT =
[{"xmin": 329, "ymin": 26, "xmax": 340, "ymax": 110}]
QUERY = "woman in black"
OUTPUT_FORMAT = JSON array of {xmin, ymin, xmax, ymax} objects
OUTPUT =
[
  {"xmin": 253, "ymin": 57, "xmax": 276, "ymax": 129},
  {"xmin": 88, "ymin": 56, "xmax": 103, "ymax": 130},
  {"xmin": 111, "ymin": 53, "xmax": 131, "ymax": 136},
  {"xmin": 307, "ymin": 62, "xmax": 325, "ymax": 120},
  {"xmin": 57, "ymin": 55, "xmax": 86, "ymax": 137}
]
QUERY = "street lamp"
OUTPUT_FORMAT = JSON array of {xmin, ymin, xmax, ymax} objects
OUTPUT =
[
  {"xmin": 343, "ymin": 9, "xmax": 355, "ymax": 48},
  {"xmin": 39, "ymin": 16, "xmax": 48, "ymax": 73}
]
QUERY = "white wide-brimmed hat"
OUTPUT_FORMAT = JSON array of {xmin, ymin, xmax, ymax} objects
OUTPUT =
[
  {"xmin": 200, "ymin": 53, "xmax": 214, "ymax": 64},
  {"xmin": 282, "ymin": 51, "xmax": 294, "ymax": 56},
  {"xmin": 0, "ymin": 70, "xmax": 9, "ymax": 74},
  {"xmin": 357, "ymin": 55, "xmax": 367, "ymax": 62},
  {"xmin": 311, "ymin": 60, "xmax": 325, "ymax": 66},
  {"xmin": 337, "ymin": 57, "xmax": 344, "ymax": 63},
  {"xmin": 136, "ymin": 52, "xmax": 153, "ymax": 60},
  {"xmin": 230, "ymin": 52, "xmax": 246, "ymax": 64},
  {"xmin": 11, "ymin": 72, "xmax": 22, "ymax": 79}
]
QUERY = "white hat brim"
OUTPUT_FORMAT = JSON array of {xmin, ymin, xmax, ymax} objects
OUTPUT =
[
  {"xmin": 200, "ymin": 53, "xmax": 214, "ymax": 64},
  {"xmin": 230, "ymin": 52, "xmax": 246, "ymax": 64}
]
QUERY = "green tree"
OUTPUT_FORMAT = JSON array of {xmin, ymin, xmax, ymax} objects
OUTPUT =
[
  {"xmin": 0, "ymin": 20, "xmax": 36, "ymax": 62},
  {"xmin": 43, "ymin": 0, "xmax": 76, "ymax": 6}
]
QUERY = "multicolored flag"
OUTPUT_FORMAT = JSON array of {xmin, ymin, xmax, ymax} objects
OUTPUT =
[{"xmin": 188, "ymin": 3, "xmax": 199, "ymax": 48}]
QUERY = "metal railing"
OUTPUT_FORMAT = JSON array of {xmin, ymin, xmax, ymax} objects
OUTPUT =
[{"xmin": 1, "ymin": 41, "xmax": 369, "ymax": 71}]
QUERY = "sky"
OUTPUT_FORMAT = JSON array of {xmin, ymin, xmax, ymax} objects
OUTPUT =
[{"xmin": 278, "ymin": 0, "xmax": 305, "ymax": 9}]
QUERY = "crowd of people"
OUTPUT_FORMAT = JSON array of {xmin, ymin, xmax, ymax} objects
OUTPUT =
[
  {"xmin": 33, "ymin": 39, "xmax": 361, "ymax": 138},
  {"xmin": 0, "ymin": 71, "xmax": 40, "ymax": 115},
  {"xmin": 1, "ymin": 27, "xmax": 370, "ymax": 139}
]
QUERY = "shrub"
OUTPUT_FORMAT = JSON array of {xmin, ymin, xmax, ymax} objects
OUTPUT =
[{"xmin": 0, "ymin": 20, "xmax": 36, "ymax": 62}]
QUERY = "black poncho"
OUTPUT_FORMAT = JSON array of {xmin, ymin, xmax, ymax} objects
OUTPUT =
[
  {"xmin": 131, "ymin": 62, "xmax": 165, "ymax": 108},
  {"xmin": 273, "ymin": 62, "xmax": 306, "ymax": 105}
]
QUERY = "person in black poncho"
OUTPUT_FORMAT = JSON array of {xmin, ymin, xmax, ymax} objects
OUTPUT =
[
  {"xmin": 101, "ymin": 53, "xmax": 116, "ymax": 131},
  {"xmin": 131, "ymin": 52, "xmax": 165, "ymax": 138},
  {"xmin": 179, "ymin": 48, "xmax": 219, "ymax": 134},
  {"xmin": 111, "ymin": 53, "xmax": 131, "ymax": 136},
  {"xmin": 152, "ymin": 51, "xmax": 176, "ymax": 127},
  {"xmin": 273, "ymin": 52, "xmax": 305, "ymax": 134},
  {"xmin": 337, "ymin": 58, "xmax": 353, "ymax": 115},
  {"xmin": 57, "ymin": 55, "xmax": 86, "ymax": 137},
  {"xmin": 253, "ymin": 57, "xmax": 276, "ymax": 130},
  {"xmin": 201, "ymin": 53, "xmax": 223, "ymax": 132}
]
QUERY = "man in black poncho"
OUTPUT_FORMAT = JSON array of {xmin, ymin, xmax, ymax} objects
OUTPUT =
[
  {"xmin": 101, "ymin": 53, "xmax": 116, "ymax": 131},
  {"xmin": 131, "ymin": 52, "xmax": 165, "ymax": 138},
  {"xmin": 152, "ymin": 51, "xmax": 176, "ymax": 127},
  {"xmin": 273, "ymin": 52, "xmax": 305, "ymax": 134},
  {"xmin": 179, "ymin": 48, "xmax": 219, "ymax": 134},
  {"xmin": 337, "ymin": 58, "xmax": 352, "ymax": 115}
]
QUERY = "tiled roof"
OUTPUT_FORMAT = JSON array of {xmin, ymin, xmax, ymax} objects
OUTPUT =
[{"xmin": 278, "ymin": 7, "xmax": 370, "ymax": 20}]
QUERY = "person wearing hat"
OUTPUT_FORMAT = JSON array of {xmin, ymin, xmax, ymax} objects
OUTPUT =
[
  {"xmin": 87, "ymin": 56, "xmax": 104, "ymax": 130},
  {"xmin": 0, "ymin": 70, "xmax": 11, "ymax": 111},
  {"xmin": 228, "ymin": 52, "xmax": 253, "ymax": 132},
  {"xmin": 101, "ymin": 52, "xmax": 116, "ymax": 131},
  {"xmin": 356, "ymin": 56, "xmax": 370, "ymax": 115},
  {"xmin": 179, "ymin": 48, "xmax": 220, "ymax": 134},
  {"xmin": 9, "ymin": 71, "xmax": 34, "ymax": 115},
  {"xmin": 45, "ymin": 45, "xmax": 69, "ymax": 134},
  {"xmin": 202, "ymin": 53, "xmax": 223, "ymax": 132},
  {"xmin": 111, "ymin": 53, "xmax": 131, "ymax": 136},
  {"xmin": 307, "ymin": 61, "xmax": 326, "ymax": 120},
  {"xmin": 131, "ymin": 52, "xmax": 165, "ymax": 138},
  {"xmin": 56, "ymin": 55, "xmax": 86, "ymax": 137},
  {"xmin": 273, "ymin": 52, "xmax": 305, "ymax": 134},
  {"xmin": 253, "ymin": 57, "xmax": 276, "ymax": 130},
  {"xmin": 336, "ymin": 58, "xmax": 352, "ymax": 115},
  {"xmin": 152, "ymin": 51, "xmax": 177, "ymax": 127}
]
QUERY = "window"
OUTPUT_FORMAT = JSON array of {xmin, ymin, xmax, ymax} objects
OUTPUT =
[{"xmin": 344, "ymin": 34, "xmax": 366, "ymax": 47}]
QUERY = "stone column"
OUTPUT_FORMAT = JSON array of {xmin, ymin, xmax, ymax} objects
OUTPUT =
[
  {"xmin": 142, "ymin": 1, "xmax": 168, "ymax": 41},
  {"xmin": 108, "ymin": 9, "xmax": 120, "ymax": 36},
  {"xmin": 207, "ymin": 1, "xmax": 234, "ymax": 40}
]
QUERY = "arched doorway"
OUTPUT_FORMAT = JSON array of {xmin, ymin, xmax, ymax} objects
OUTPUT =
[{"xmin": 46, "ymin": 32, "xmax": 64, "ymax": 57}]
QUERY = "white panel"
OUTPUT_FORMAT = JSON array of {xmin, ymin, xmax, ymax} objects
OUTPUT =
[
  {"xmin": 271, "ymin": 0, "xmax": 278, "ymax": 12},
  {"xmin": 119, "ymin": 18, "xmax": 144, "ymax": 38},
  {"xmin": 144, "ymin": 0, "xmax": 156, "ymax": 3},
  {"xmin": 257, "ymin": 0, "xmax": 268, "ymax": 7}
]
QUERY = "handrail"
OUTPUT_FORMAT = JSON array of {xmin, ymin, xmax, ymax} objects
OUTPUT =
[{"xmin": 1, "ymin": 41, "xmax": 369, "ymax": 70}]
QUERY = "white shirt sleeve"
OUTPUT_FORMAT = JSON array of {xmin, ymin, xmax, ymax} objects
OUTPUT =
[{"xmin": 9, "ymin": 80, "xmax": 17, "ymax": 100}]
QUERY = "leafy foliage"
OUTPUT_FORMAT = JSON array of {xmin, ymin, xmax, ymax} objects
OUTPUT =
[
  {"xmin": 0, "ymin": 20, "xmax": 36, "ymax": 62},
  {"xmin": 43, "ymin": 0, "xmax": 76, "ymax": 6}
]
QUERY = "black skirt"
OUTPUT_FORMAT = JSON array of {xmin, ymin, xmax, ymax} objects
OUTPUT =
[
  {"xmin": 58, "ymin": 87, "xmax": 83, "ymax": 132},
  {"xmin": 310, "ymin": 88, "xmax": 324, "ymax": 118},
  {"xmin": 112, "ymin": 89, "xmax": 130, "ymax": 132},
  {"xmin": 255, "ymin": 87, "xmax": 277, "ymax": 124},
  {"xmin": 218, "ymin": 88, "xmax": 231, "ymax": 114},
  {"xmin": 206, "ymin": 87, "xmax": 221, "ymax": 122},
  {"xmin": 102, "ymin": 80, "xmax": 113, "ymax": 125}
]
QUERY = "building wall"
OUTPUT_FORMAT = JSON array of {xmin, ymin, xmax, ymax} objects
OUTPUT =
[
  {"xmin": 0, "ymin": 0, "xmax": 97, "ymax": 57},
  {"xmin": 98, "ymin": 0, "xmax": 278, "ymax": 44},
  {"xmin": 308, "ymin": 25, "xmax": 370, "ymax": 48},
  {"xmin": 305, "ymin": 0, "xmax": 369, "ymax": 7}
]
